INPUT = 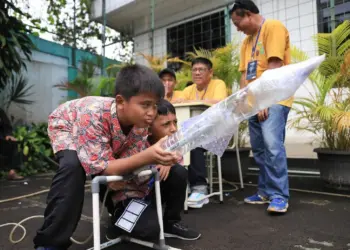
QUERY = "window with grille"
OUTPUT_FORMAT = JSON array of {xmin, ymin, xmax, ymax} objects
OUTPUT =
[
  {"xmin": 317, "ymin": 0, "xmax": 350, "ymax": 33},
  {"xmin": 166, "ymin": 11, "xmax": 227, "ymax": 71}
]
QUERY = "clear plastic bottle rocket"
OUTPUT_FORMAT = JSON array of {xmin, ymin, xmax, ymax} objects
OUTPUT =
[{"xmin": 161, "ymin": 54, "xmax": 326, "ymax": 157}]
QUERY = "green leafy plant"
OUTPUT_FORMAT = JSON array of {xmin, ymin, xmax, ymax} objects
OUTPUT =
[
  {"xmin": 290, "ymin": 45, "xmax": 350, "ymax": 150},
  {"xmin": 315, "ymin": 20, "xmax": 350, "ymax": 86},
  {"xmin": 54, "ymin": 58, "xmax": 117, "ymax": 99},
  {"xmin": 0, "ymin": 0, "xmax": 34, "ymax": 90},
  {"xmin": 45, "ymin": 0, "xmax": 132, "ymax": 53},
  {"xmin": 13, "ymin": 123, "xmax": 57, "ymax": 176},
  {"xmin": 0, "ymin": 74, "xmax": 35, "ymax": 113}
]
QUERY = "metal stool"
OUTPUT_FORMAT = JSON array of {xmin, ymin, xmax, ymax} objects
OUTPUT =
[{"xmin": 89, "ymin": 169, "xmax": 181, "ymax": 250}]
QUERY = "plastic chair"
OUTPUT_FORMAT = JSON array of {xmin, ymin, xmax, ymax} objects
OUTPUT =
[
  {"xmin": 184, "ymin": 150, "xmax": 224, "ymax": 213},
  {"xmin": 226, "ymin": 125, "xmax": 245, "ymax": 190},
  {"xmin": 89, "ymin": 168, "xmax": 181, "ymax": 250},
  {"xmin": 184, "ymin": 125, "xmax": 244, "ymax": 212}
]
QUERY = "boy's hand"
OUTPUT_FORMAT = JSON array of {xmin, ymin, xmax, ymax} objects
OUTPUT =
[
  {"xmin": 108, "ymin": 181, "xmax": 125, "ymax": 191},
  {"xmin": 146, "ymin": 137, "xmax": 180, "ymax": 166},
  {"xmin": 156, "ymin": 165, "xmax": 171, "ymax": 181}
]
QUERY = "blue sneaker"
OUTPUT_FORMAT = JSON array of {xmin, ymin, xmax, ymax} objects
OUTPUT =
[
  {"xmin": 244, "ymin": 194, "xmax": 270, "ymax": 204},
  {"xmin": 267, "ymin": 198, "xmax": 289, "ymax": 213}
]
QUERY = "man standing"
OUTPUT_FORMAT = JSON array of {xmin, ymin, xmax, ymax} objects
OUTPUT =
[
  {"xmin": 230, "ymin": 0, "xmax": 293, "ymax": 213},
  {"xmin": 0, "ymin": 108, "xmax": 24, "ymax": 181}
]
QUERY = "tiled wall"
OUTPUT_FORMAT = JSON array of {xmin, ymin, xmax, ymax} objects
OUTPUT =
[
  {"xmin": 231, "ymin": 0, "xmax": 318, "ymax": 57},
  {"xmin": 134, "ymin": 0, "xmax": 319, "ymax": 64}
]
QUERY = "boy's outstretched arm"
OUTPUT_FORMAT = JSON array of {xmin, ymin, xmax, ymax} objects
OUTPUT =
[
  {"xmin": 105, "ymin": 137, "xmax": 178, "ymax": 175},
  {"xmin": 73, "ymin": 115, "xmax": 178, "ymax": 176}
]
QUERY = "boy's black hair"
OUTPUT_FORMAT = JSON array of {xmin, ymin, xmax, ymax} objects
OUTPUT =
[
  {"xmin": 157, "ymin": 99, "xmax": 176, "ymax": 116},
  {"xmin": 229, "ymin": 0, "xmax": 259, "ymax": 16},
  {"xmin": 159, "ymin": 68, "xmax": 176, "ymax": 80},
  {"xmin": 191, "ymin": 57, "xmax": 213, "ymax": 69},
  {"xmin": 114, "ymin": 64, "xmax": 165, "ymax": 100}
]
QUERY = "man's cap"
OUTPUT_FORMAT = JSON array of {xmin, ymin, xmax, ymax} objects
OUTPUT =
[
  {"xmin": 159, "ymin": 68, "xmax": 176, "ymax": 80},
  {"xmin": 230, "ymin": 0, "xmax": 260, "ymax": 15}
]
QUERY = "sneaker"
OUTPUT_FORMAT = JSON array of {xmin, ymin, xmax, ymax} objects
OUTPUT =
[
  {"xmin": 267, "ymin": 198, "xmax": 289, "ymax": 213},
  {"xmin": 244, "ymin": 194, "xmax": 270, "ymax": 204},
  {"xmin": 187, "ymin": 192, "xmax": 209, "ymax": 208},
  {"xmin": 105, "ymin": 221, "xmax": 123, "ymax": 241},
  {"xmin": 164, "ymin": 222, "xmax": 201, "ymax": 241}
]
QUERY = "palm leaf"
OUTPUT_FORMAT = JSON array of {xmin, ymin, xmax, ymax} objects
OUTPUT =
[
  {"xmin": 138, "ymin": 52, "xmax": 169, "ymax": 73},
  {"xmin": 0, "ymin": 74, "xmax": 34, "ymax": 112}
]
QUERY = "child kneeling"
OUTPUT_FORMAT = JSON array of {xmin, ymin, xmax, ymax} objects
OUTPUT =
[{"xmin": 105, "ymin": 99, "xmax": 200, "ymax": 241}]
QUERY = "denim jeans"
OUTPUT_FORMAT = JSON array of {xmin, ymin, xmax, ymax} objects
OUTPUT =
[
  {"xmin": 188, "ymin": 148, "xmax": 208, "ymax": 194},
  {"xmin": 248, "ymin": 104, "xmax": 290, "ymax": 201}
]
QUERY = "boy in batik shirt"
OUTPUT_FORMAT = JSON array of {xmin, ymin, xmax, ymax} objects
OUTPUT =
[{"xmin": 34, "ymin": 64, "xmax": 180, "ymax": 250}]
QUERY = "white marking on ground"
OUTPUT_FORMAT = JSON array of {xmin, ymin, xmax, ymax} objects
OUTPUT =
[
  {"xmin": 308, "ymin": 238, "xmax": 334, "ymax": 247},
  {"xmin": 294, "ymin": 245, "xmax": 321, "ymax": 250}
]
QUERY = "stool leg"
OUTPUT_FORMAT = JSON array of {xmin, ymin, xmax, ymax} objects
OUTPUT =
[
  {"xmin": 92, "ymin": 192, "xmax": 101, "ymax": 250},
  {"xmin": 184, "ymin": 184, "xmax": 189, "ymax": 214},
  {"xmin": 154, "ymin": 172, "xmax": 165, "ymax": 247},
  {"xmin": 209, "ymin": 153, "xmax": 213, "ymax": 194},
  {"xmin": 217, "ymin": 156, "xmax": 224, "ymax": 204}
]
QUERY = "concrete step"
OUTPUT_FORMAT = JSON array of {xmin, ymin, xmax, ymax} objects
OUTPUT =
[{"xmin": 247, "ymin": 143, "xmax": 317, "ymax": 159}]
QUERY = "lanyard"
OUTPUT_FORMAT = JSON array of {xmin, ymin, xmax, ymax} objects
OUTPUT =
[
  {"xmin": 195, "ymin": 87, "xmax": 208, "ymax": 100},
  {"xmin": 251, "ymin": 18, "xmax": 265, "ymax": 60}
]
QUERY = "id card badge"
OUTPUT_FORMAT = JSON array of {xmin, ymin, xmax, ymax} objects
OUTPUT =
[
  {"xmin": 246, "ymin": 60, "xmax": 258, "ymax": 80},
  {"xmin": 115, "ymin": 199, "xmax": 149, "ymax": 233}
]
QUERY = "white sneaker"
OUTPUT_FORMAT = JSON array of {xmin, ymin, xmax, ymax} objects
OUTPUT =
[{"xmin": 187, "ymin": 192, "xmax": 209, "ymax": 208}]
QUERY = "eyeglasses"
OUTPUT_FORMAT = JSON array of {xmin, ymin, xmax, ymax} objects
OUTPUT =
[{"xmin": 191, "ymin": 68, "xmax": 209, "ymax": 74}]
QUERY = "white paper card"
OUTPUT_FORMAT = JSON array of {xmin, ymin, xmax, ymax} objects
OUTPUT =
[
  {"xmin": 127, "ymin": 200, "xmax": 145, "ymax": 214},
  {"xmin": 117, "ymin": 218, "xmax": 133, "ymax": 232},
  {"xmin": 123, "ymin": 211, "xmax": 137, "ymax": 223},
  {"xmin": 115, "ymin": 199, "xmax": 148, "ymax": 233}
]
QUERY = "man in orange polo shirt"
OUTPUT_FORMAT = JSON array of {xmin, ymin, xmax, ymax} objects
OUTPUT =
[
  {"xmin": 231, "ymin": 0, "xmax": 292, "ymax": 213},
  {"xmin": 180, "ymin": 57, "xmax": 228, "ymax": 208}
]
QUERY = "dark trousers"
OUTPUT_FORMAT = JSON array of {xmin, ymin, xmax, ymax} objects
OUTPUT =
[
  {"xmin": 33, "ymin": 150, "xmax": 86, "ymax": 249},
  {"xmin": 0, "ymin": 138, "xmax": 23, "ymax": 171},
  {"xmin": 33, "ymin": 150, "xmax": 187, "ymax": 249},
  {"xmin": 188, "ymin": 147, "xmax": 207, "ymax": 187},
  {"xmin": 107, "ymin": 164, "xmax": 188, "ymax": 239}
]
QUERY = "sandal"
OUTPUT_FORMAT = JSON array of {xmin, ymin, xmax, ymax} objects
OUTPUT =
[{"xmin": 7, "ymin": 170, "xmax": 25, "ymax": 181}]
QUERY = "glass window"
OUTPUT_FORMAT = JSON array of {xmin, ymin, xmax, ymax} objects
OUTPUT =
[
  {"xmin": 166, "ymin": 11, "xmax": 227, "ymax": 71},
  {"xmin": 317, "ymin": 0, "xmax": 350, "ymax": 33}
]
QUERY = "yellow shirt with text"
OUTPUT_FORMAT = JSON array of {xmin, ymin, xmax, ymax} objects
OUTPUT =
[
  {"xmin": 182, "ymin": 79, "xmax": 228, "ymax": 101},
  {"xmin": 239, "ymin": 19, "xmax": 294, "ymax": 107}
]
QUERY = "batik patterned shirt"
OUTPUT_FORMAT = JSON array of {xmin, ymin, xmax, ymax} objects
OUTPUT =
[{"xmin": 48, "ymin": 96, "xmax": 153, "ymax": 201}]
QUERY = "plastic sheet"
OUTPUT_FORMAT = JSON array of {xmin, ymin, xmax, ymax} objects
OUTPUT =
[{"xmin": 162, "ymin": 54, "xmax": 326, "ymax": 156}]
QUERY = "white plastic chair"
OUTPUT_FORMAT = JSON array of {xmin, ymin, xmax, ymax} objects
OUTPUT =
[
  {"xmin": 226, "ymin": 125, "xmax": 245, "ymax": 190},
  {"xmin": 184, "ymin": 125, "xmax": 244, "ymax": 212},
  {"xmin": 89, "ymin": 169, "xmax": 181, "ymax": 250}
]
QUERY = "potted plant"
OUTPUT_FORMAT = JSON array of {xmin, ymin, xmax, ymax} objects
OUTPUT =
[{"xmin": 290, "ymin": 20, "xmax": 350, "ymax": 190}]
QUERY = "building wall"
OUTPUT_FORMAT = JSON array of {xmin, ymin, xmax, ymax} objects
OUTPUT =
[
  {"xmin": 7, "ymin": 35, "xmax": 120, "ymax": 125},
  {"xmin": 9, "ymin": 51, "xmax": 69, "ymax": 124}
]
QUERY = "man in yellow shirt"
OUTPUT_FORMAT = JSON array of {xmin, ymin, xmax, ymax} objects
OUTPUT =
[
  {"xmin": 159, "ymin": 68, "xmax": 184, "ymax": 103},
  {"xmin": 181, "ymin": 58, "xmax": 227, "ymax": 104},
  {"xmin": 180, "ymin": 57, "xmax": 228, "ymax": 208},
  {"xmin": 231, "ymin": 0, "xmax": 292, "ymax": 213}
]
